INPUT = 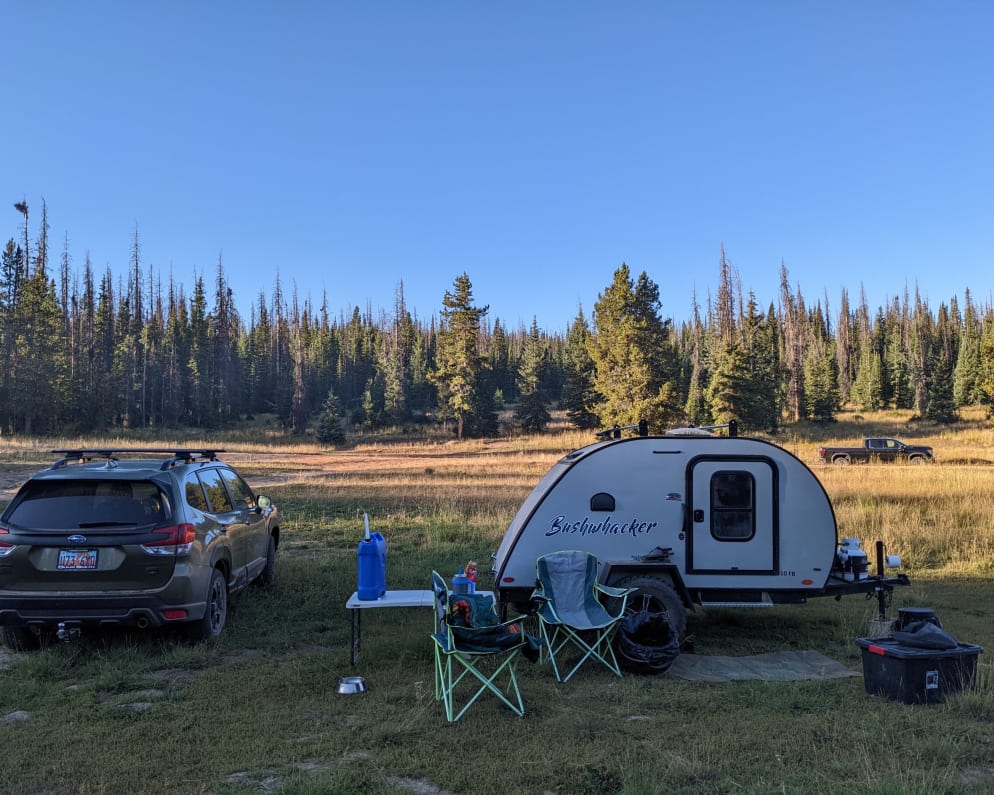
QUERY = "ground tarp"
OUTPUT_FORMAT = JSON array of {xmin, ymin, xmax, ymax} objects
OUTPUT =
[{"xmin": 666, "ymin": 650, "xmax": 859, "ymax": 682}]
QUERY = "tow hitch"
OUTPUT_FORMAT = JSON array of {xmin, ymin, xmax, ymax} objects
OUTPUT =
[{"xmin": 57, "ymin": 621, "xmax": 81, "ymax": 642}]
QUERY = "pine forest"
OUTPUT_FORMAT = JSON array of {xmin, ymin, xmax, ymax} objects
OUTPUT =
[{"xmin": 3, "ymin": 205, "xmax": 994, "ymax": 441}]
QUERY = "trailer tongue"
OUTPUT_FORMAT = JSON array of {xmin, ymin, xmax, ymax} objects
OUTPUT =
[{"xmin": 492, "ymin": 425, "xmax": 909, "ymax": 636}]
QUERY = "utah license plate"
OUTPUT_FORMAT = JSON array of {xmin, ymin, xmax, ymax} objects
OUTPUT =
[{"xmin": 57, "ymin": 549, "xmax": 98, "ymax": 570}]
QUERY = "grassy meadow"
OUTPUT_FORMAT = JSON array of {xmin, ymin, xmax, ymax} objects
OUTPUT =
[{"xmin": 0, "ymin": 411, "xmax": 992, "ymax": 794}]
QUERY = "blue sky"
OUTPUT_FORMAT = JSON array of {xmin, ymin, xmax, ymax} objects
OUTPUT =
[{"xmin": 5, "ymin": 2, "xmax": 993, "ymax": 333}]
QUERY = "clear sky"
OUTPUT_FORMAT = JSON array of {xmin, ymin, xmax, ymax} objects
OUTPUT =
[{"xmin": 5, "ymin": 2, "xmax": 993, "ymax": 333}]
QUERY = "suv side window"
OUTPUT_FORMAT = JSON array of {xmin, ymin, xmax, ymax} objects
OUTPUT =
[
  {"xmin": 197, "ymin": 468, "xmax": 234, "ymax": 514},
  {"xmin": 220, "ymin": 468, "xmax": 256, "ymax": 511},
  {"xmin": 184, "ymin": 472, "xmax": 210, "ymax": 513}
]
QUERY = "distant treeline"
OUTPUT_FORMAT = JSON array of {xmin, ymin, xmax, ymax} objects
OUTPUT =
[{"xmin": 3, "ymin": 208, "xmax": 993, "ymax": 438}]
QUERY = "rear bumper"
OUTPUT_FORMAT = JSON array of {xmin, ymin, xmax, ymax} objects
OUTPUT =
[{"xmin": 0, "ymin": 593, "xmax": 208, "ymax": 629}]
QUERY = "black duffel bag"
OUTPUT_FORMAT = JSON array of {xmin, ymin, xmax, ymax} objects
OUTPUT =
[{"xmin": 615, "ymin": 610, "xmax": 680, "ymax": 675}]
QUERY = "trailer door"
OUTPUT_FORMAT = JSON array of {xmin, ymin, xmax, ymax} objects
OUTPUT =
[{"xmin": 687, "ymin": 457, "xmax": 777, "ymax": 574}]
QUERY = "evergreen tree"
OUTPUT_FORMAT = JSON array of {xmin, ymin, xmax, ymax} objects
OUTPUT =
[
  {"xmin": 315, "ymin": 388, "xmax": 347, "ymax": 446},
  {"xmin": 708, "ymin": 295, "xmax": 781, "ymax": 431},
  {"xmin": 489, "ymin": 319, "xmax": 516, "ymax": 403},
  {"xmin": 381, "ymin": 283, "xmax": 413, "ymax": 425},
  {"xmin": 514, "ymin": 317, "xmax": 551, "ymax": 432},
  {"xmin": 8, "ymin": 263, "xmax": 65, "ymax": 433},
  {"xmin": 953, "ymin": 290, "xmax": 982, "ymax": 407},
  {"xmin": 588, "ymin": 264, "xmax": 682, "ymax": 431},
  {"xmin": 835, "ymin": 288, "xmax": 854, "ymax": 404},
  {"xmin": 851, "ymin": 346, "xmax": 885, "ymax": 411},
  {"xmin": 559, "ymin": 309, "xmax": 599, "ymax": 429},
  {"xmin": 779, "ymin": 264, "xmax": 808, "ymax": 421},
  {"xmin": 683, "ymin": 294, "xmax": 712, "ymax": 426},
  {"xmin": 803, "ymin": 335, "xmax": 841, "ymax": 421},
  {"xmin": 430, "ymin": 273, "xmax": 490, "ymax": 439},
  {"xmin": 925, "ymin": 347, "xmax": 958, "ymax": 423},
  {"xmin": 977, "ymin": 314, "xmax": 994, "ymax": 417}
]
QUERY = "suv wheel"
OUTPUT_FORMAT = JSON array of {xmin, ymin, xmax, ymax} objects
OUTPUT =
[{"xmin": 187, "ymin": 568, "xmax": 228, "ymax": 641}]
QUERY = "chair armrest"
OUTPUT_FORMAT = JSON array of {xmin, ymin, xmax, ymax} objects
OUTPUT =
[{"xmin": 596, "ymin": 584, "xmax": 633, "ymax": 598}]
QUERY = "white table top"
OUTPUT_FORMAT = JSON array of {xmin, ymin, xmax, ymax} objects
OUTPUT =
[
  {"xmin": 346, "ymin": 589, "xmax": 493, "ymax": 609},
  {"xmin": 346, "ymin": 589, "xmax": 435, "ymax": 609}
]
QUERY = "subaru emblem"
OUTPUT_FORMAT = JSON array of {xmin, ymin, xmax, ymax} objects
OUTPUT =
[{"xmin": 67, "ymin": 534, "xmax": 87, "ymax": 544}]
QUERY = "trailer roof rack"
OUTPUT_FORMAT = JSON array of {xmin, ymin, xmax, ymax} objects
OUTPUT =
[{"xmin": 49, "ymin": 448, "xmax": 225, "ymax": 471}]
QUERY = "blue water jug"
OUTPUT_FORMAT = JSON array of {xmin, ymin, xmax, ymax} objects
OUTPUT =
[
  {"xmin": 357, "ymin": 514, "xmax": 387, "ymax": 600},
  {"xmin": 451, "ymin": 568, "xmax": 470, "ymax": 595}
]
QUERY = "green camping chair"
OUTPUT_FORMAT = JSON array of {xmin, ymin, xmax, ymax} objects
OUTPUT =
[
  {"xmin": 532, "ymin": 550, "xmax": 632, "ymax": 682},
  {"xmin": 431, "ymin": 571, "xmax": 529, "ymax": 721}
]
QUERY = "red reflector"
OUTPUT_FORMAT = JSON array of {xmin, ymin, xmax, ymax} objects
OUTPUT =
[
  {"xmin": 801, "ymin": 579, "xmax": 814, "ymax": 585},
  {"xmin": 161, "ymin": 609, "xmax": 188, "ymax": 620},
  {"xmin": 501, "ymin": 577, "xmax": 515, "ymax": 583},
  {"xmin": 868, "ymin": 644, "xmax": 886, "ymax": 656}
]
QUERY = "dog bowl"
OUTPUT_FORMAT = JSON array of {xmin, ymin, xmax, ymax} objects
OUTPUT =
[{"xmin": 337, "ymin": 675, "xmax": 367, "ymax": 695}]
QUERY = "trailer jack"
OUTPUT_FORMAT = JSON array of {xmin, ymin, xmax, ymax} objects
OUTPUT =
[{"xmin": 57, "ymin": 622, "xmax": 81, "ymax": 642}]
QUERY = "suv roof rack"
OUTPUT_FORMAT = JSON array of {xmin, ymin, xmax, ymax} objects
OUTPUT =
[{"xmin": 49, "ymin": 448, "xmax": 225, "ymax": 471}]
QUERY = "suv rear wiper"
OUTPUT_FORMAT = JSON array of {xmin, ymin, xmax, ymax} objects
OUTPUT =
[{"xmin": 77, "ymin": 521, "xmax": 140, "ymax": 528}]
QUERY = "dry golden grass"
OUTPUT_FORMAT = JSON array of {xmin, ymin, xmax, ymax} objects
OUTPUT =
[{"xmin": 1, "ymin": 413, "xmax": 993, "ymax": 794}]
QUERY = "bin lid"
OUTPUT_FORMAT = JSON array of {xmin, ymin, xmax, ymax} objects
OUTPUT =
[{"xmin": 856, "ymin": 636, "xmax": 984, "ymax": 659}]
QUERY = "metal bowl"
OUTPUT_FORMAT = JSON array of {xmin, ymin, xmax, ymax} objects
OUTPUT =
[{"xmin": 337, "ymin": 675, "xmax": 367, "ymax": 695}]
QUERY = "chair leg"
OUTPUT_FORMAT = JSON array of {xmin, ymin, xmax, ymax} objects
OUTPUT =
[
  {"xmin": 539, "ymin": 620, "xmax": 624, "ymax": 682},
  {"xmin": 435, "ymin": 650, "xmax": 525, "ymax": 722}
]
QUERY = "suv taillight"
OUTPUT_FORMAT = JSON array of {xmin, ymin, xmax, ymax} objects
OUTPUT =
[
  {"xmin": 0, "ymin": 525, "xmax": 14, "ymax": 556},
  {"xmin": 141, "ymin": 524, "xmax": 196, "ymax": 556}
]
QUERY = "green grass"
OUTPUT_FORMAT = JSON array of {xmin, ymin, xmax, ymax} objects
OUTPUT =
[{"xmin": 1, "ymin": 423, "xmax": 993, "ymax": 794}]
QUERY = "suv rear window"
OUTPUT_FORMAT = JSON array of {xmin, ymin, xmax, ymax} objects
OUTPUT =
[{"xmin": 4, "ymin": 479, "xmax": 167, "ymax": 530}]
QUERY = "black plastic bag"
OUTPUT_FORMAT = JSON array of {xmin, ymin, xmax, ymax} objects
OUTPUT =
[
  {"xmin": 615, "ymin": 610, "xmax": 680, "ymax": 675},
  {"xmin": 891, "ymin": 620, "xmax": 959, "ymax": 650}
]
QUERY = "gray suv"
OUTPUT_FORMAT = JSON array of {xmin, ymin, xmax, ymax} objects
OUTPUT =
[{"xmin": 0, "ymin": 448, "xmax": 280, "ymax": 650}]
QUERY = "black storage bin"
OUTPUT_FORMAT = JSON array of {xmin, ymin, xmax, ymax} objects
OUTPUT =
[{"xmin": 856, "ymin": 637, "xmax": 984, "ymax": 704}]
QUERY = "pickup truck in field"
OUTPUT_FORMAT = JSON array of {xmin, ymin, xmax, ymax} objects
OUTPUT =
[{"xmin": 817, "ymin": 438, "xmax": 935, "ymax": 466}]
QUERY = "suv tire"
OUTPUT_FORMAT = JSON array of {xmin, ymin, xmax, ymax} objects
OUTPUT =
[{"xmin": 187, "ymin": 567, "xmax": 228, "ymax": 641}]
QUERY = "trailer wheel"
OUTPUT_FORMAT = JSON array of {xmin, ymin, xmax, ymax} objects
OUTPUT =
[
  {"xmin": 613, "ymin": 575, "xmax": 687, "ymax": 641},
  {"xmin": 832, "ymin": 455, "xmax": 851, "ymax": 466}
]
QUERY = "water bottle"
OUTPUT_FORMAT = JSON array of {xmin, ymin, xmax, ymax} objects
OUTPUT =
[{"xmin": 451, "ymin": 567, "xmax": 470, "ymax": 595}]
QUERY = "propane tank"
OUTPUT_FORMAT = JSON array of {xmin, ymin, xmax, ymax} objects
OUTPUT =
[{"xmin": 836, "ymin": 537, "xmax": 869, "ymax": 582}]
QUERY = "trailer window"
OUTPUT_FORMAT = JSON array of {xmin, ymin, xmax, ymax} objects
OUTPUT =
[{"xmin": 710, "ymin": 471, "xmax": 754, "ymax": 540}]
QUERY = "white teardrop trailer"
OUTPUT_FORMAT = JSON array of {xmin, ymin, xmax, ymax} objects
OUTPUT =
[{"xmin": 492, "ymin": 422, "xmax": 909, "ymax": 637}]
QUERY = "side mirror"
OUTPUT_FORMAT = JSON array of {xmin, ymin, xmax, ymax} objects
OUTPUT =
[{"xmin": 257, "ymin": 495, "xmax": 272, "ymax": 510}]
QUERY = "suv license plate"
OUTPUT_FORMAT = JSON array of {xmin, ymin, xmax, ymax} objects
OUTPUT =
[{"xmin": 58, "ymin": 549, "xmax": 98, "ymax": 570}]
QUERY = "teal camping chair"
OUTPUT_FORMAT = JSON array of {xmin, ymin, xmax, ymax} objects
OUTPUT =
[
  {"xmin": 532, "ymin": 550, "xmax": 632, "ymax": 682},
  {"xmin": 431, "ymin": 571, "xmax": 530, "ymax": 721}
]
